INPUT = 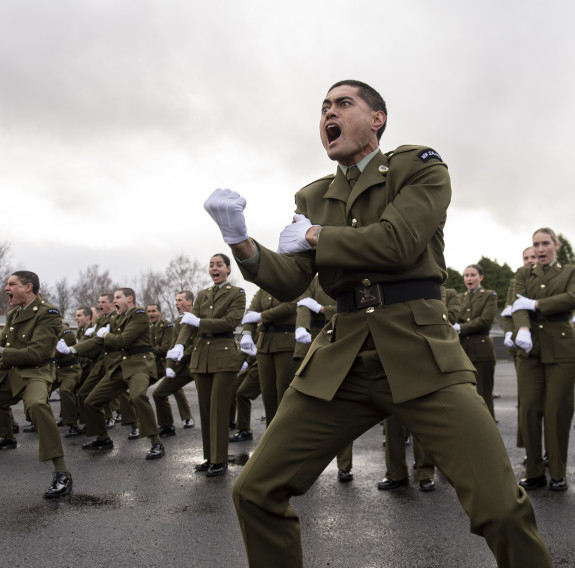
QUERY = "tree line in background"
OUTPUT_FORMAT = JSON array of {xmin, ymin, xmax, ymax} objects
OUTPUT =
[{"xmin": 0, "ymin": 233, "xmax": 573, "ymax": 321}]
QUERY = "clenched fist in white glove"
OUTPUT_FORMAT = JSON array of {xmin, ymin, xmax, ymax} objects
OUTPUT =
[
  {"xmin": 512, "ymin": 294, "xmax": 537, "ymax": 312},
  {"xmin": 277, "ymin": 214, "xmax": 319, "ymax": 254},
  {"xmin": 84, "ymin": 325, "xmax": 97, "ymax": 337},
  {"xmin": 181, "ymin": 312, "xmax": 200, "ymax": 327},
  {"xmin": 204, "ymin": 188, "xmax": 249, "ymax": 245},
  {"xmin": 56, "ymin": 339, "xmax": 71, "ymax": 354},
  {"xmin": 295, "ymin": 327, "xmax": 312, "ymax": 344},
  {"xmin": 500, "ymin": 305, "xmax": 513, "ymax": 317},
  {"xmin": 515, "ymin": 329, "xmax": 533, "ymax": 352},
  {"xmin": 166, "ymin": 367, "xmax": 176, "ymax": 378},
  {"xmin": 452, "ymin": 323, "xmax": 461, "ymax": 333},
  {"xmin": 503, "ymin": 331, "xmax": 515, "ymax": 348},
  {"xmin": 166, "ymin": 344, "xmax": 185, "ymax": 361},
  {"xmin": 297, "ymin": 297, "xmax": 322, "ymax": 313},
  {"xmin": 240, "ymin": 335, "xmax": 257, "ymax": 356},
  {"xmin": 97, "ymin": 324, "xmax": 110, "ymax": 338},
  {"xmin": 241, "ymin": 311, "xmax": 262, "ymax": 325}
]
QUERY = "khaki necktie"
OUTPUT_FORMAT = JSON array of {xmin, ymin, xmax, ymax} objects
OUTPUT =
[{"xmin": 346, "ymin": 165, "xmax": 360, "ymax": 189}]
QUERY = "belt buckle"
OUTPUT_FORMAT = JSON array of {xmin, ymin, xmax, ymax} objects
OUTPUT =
[{"xmin": 353, "ymin": 284, "xmax": 382, "ymax": 309}]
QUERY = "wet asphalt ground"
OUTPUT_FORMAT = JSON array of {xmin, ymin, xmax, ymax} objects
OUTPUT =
[{"xmin": 1, "ymin": 358, "xmax": 573, "ymax": 568}]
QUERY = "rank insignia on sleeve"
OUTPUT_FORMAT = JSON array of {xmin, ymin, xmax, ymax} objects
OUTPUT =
[
  {"xmin": 48, "ymin": 308, "xmax": 60, "ymax": 314},
  {"xmin": 135, "ymin": 309, "xmax": 146, "ymax": 314},
  {"xmin": 418, "ymin": 148, "xmax": 442, "ymax": 163}
]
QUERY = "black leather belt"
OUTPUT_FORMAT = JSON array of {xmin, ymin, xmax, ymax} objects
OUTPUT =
[
  {"xmin": 310, "ymin": 318, "xmax": 327, "ymax": 328},
  {"xmin": 58, "ymin": 357, "xmax": 81, "ymax": 368},
  {"xmin": 337, "ymin": 279, "xmax": 441, "ymax": 313},
  {"xmin": 16, "ymin": 358, "xmax": 56, "ymax": 369},
  {"xmin": 201, "ymin": 332, "xmax": 234, "ymax": 339},
  {"xmin": 123, "ymin": 346, "xmax": 153, "ymax": 356},
  {"xmin": 529, "ymin": 312, "xmax": 571, "ymax": 323},
  {"xmin": 262, "ymin": 324, "xmax": 296, "ymax": 333},
  {"xmin": 463, "ymin": 329, "xmax": 490, "ymax": 337}
]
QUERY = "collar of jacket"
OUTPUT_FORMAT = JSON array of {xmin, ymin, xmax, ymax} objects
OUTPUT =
[
  {"xmin": 324, "ymin": 150, "xmax": 390, "ymax": 215},
  {"xmin": 11, "ymin": 295, "xmax": 43, "ymax": 324}
]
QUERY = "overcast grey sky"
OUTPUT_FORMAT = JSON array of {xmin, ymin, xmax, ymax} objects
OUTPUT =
[{"xmin": 1, "ymin": 0, "xmax": 573, "ymax": 302}]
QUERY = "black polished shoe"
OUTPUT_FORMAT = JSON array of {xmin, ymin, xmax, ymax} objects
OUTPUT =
[
  {"xmin": 44, "ymin": 471, "xmax": 72, "ymax": 499},
  {"xmin": 23, "ymin": 423, "xmax": 36, "ymax": 433},
  {"xmin": 377, "ymin": 477, "xmax": 409, "ymax": 491},
  {"xmin": 158, "ymin": 425, "xmax": 176, "ymax": 437},
  {"xmin": 0, "ymin": 436, "xmax": 17, "ymax": 450},
  {"xmin": 419, "ymin": 478, "xmax": 436, "ymax": 492},
  {"xmin": 206, "ymin": 462, "xmax": 228, "ymax": 477},
  {"xmin": 146, "ymin": 442, "xmax": 165, "ymax": 460},
  {"xmin": 229, "ymin": 429, "xmax": 253, "ymax": 442},
  {"xmin": 12, "ymin": 423, "xmax": 19, "ymax": 434},
  {"xmin": 337, "ymin": 470, "xmax": 354, "ymax": 482},
  {"xmin": 549, "ymin": 478, "xmax": 568, "ymax": 492},
  {"xmin": 65, "ymin": 425, "xmax": 80, "ymax": 438},
  {"xmin": 194, "ymin": 460, "xmax": 211, "ymax": 472},
  {"xmin": 56, "ymin": 418, "xmax": 64, "ymax": 427},
  {"xmin": 183, "ymin": 418, "xmax": 195, "ymax": 429},
  {"xmin": 127, "ymin": 427, "xmax": 140, "ymax": 440},
  {"xmin": 229, "ymin": 421, "xmax": 236, "ymax": 430},
  {"xmin": 114, "ymin": 412, "xmax": 122, "ymax": 423},
  {"xmin": 82, "ymin": 438, "xmax": 114, "ymax": 451},
  {"xmin": 519, "ymin": 475, "xmax": 547, "ymax": 490},
  {"xmin": 106, "ymin": 419, "xmax": 116, "ymax": 429}
]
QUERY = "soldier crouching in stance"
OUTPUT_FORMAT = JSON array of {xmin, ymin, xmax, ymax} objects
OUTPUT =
[
  {"xmin": 0, "ymin": 271, "xmax": 73, "ymax": 498},
  {"xmin": 204, "ymin": 80, "xmax": 554, "ymax": 567}
]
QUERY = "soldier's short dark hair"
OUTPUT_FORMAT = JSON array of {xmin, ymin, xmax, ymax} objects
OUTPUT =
[
  {"xmin": 327, "ymin": 80, "xmax": 387, "ymax": 140},
  {"xmin": 99, "ymin": 293, "xmax": 114, "ymax": 303},
  {"xmin": 117, "ymin": 287, "xmax": 136, "ymax": 304},
  {"xmin": 212, "ymin": 253, "xmax": 231, "ymax": 267},
  {"xmin": 147, "ymin": 303, "xmax": 161, "ymax": 312},
  {"xmin": 12, "ymin": 271, "xmax": 40, "ymax": 294},
  {"xmin": 178, "ymin": 290, "xmax": 195, "ymax": 302},
  {"xmin": 466, "ymin": 264, "xmax": 484, "ymax": 277},
  {"xmin": 77, "ymin": 307, "xmax": 92, "ymax": 317}
]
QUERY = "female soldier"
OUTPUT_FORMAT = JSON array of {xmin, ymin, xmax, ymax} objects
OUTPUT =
[
  {"xmin": 512, "ymin": 228, "xmax": 575, "ymax": 491},
  {"xmin": 454, "ymin": 264, "xmax": 498, "ymax": 419},
  {"xmin": 174, "ymin": 253, "xmax": 246, "ymax": 477}
]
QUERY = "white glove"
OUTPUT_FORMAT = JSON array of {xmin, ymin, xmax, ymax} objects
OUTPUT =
[
  {"xmin": 452, "ymin": 323, "xmax": 461, "ymax": 333},
  {"xmin": 240, "ymin": 335, "xmax": 257, "ymax": 356},
  {"xmin": 512, "ymin": 294, "xmax": 537, "ymax": 312},
  {"xmin": 500, "ymin": 305, "xmax": 513, "ymax": 317},
  {"xmin": 295, "ymin": 327, "xmax": 312, "ymax": 344},
  {"xmin": 503, "ymin": 331, "xmax": 515, "ymax": 348},
  {"xmin": 515, "ymin": 329, "xmax": 533, "ymax": 352},
  {"xmin": 166, "ymin": 367, "xmax": 176, "ymax": 379},
  {"xmin": 180, "ymin": 312, "xmax": 200, "ymax": 327},
  {"xmin": 166, "ymin": 344, "xmax": 185, "ymax": 361},
  {"xmin": 297, "ymin": 297, "xmax": 322, "ymax": 314},
  {"xmin": 277, "ymin": 214, "xmax": 319, "ymax": 254},
  {"xmin": 84, "ymin": 325, "xmax": 97, "ymax": 337},
  {"xmin": 96, "ymin": 324, "xmax": 110, "ymax": 338},
  {"xmin": 203, "ymin": 188, "xmax": 249, "ymax": 245},
  {"xmin": 241, "ymin": 311, "xmax": 262, "ymax": 324},
  {"xmin": 56, "ymin": 339, "xmax": 71, "ymax": 354},
  {"xmin": 240, "ymin": 361, "xmax": 249, "ymax": 373}
]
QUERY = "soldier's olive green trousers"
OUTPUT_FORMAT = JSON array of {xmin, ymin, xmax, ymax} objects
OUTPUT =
[
  {"xmin": 195, "ymin": 371, "xmax": 236, "ymax": 464},
  {"xmin": 152, "ymin": 372, "xmax": 193, "ymax": 427},
  {"xmin": 0, "ymin": 376, "xmax": 64, "ymax": 461},
  {"xmin": 234, "ymin": 366, "xmax": 261, "ymax": 431},
  {"xmin": 517, "ymin": 357, "xmax": 575, "ymax": 480},
  {"xmin": 232, "ymin": 377, "xmax": 553, "ymax": 568},
  {"xmin": 84, "ymin": 371, "xmax": 157, "ymax": 438},
  {"xmin": 384, "ymin": 414, "xmax": 435, "ymax": 482}
]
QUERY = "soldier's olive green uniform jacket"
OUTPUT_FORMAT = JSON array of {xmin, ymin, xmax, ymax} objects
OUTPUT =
[
  {"xmin": 512, "ymin": 262, "xmax": 575, "ymax": 363},
  {"xmin": 457, "ymin": 288, "xmax": 497, "ymax": 362},
  {"xmin": 166, "ymin": 316, "xmax": 194, "ymax": 375},
  {"xmin": 97, "ymin": 306, "xmax": 157, "ymax": 380},
  {"xmin": 243, "ymin": 289, "xmax": 297, "ymax": 355},
  {"xmin": 238, "ymin": 146, "xmax": 476, "ymax": 403},
  {"xmin": 441, "ymin": 287, "xmax": 461, "ymax": 325},
  {"xmin": 0, "ymin": 296, "xmax": 61, "ymax": 396},
  {"xmin": 55, "ymin": 327, "xmax": 82, "ymax": 382},
  {"xmin": 294, "ymin": 277, "xmax": 336, "ymax": 360},
  {"xmin": 176, "ymin": 284, "xmax": 245, "ymax": 374},
  {"xmin": 150, "ymin": 319, "xmax": 174, "ymax": 377},
  {"xmin": 74, "ymin": 312, "xmax": 115, "ymax": 375}
]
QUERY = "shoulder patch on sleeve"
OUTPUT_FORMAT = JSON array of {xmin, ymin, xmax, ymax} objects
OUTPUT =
[
  {"xmin": 492, "ymin": 292, "xmax": 498, "ymax": 296},
  {"xmin": 47, "ymin": 308, "xmax": 60, "ymax": 315},
  {"xmin": 239, "ymin": 289, "xmax": 245, "ymax": 294},
  {"xmin": 63, "ymin": 328, "xmax": 72, "ymax": 334},
  {"xmin": 135, "ymin": 309, "xmax": 146, "ymax": 314},
  {"xmin": 167, "ymin": 323, "xmax": 174, "ymax": 328},
  {"xmin": 417, "ymin": 148, "xmax": 443, "ymax": 163}
]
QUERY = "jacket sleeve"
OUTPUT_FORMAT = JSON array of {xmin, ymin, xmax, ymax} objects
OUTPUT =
[{"xmin": 103, "ymin": 310, "xmax": 149, "ymax": 350}]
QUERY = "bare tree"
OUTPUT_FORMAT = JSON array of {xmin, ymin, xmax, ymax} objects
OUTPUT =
[
  {"xmin": 135, "ymin": 269, "xmax": 168, "ymax": 313},
  {"xmin": 73, "ymin": 264, "xmax": 116, "ymax": 308},
  {"xmin": 0, "ymin": 241, "xmax": 14, "ymax": 315},
  {"xmin": 53, "ymin": 278, "xmax": 74, "ymax": 321}
]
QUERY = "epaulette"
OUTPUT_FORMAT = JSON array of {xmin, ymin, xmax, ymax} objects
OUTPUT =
[{"xmin": 300, "ymin": 173, "xmax": 335, "ymax": 190}]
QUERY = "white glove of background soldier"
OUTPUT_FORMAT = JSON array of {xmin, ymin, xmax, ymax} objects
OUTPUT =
[
  {"xmin": 166, "ymin": 344, "xmax": 184, "ymax": 361},
  {"xmin": 297, "ymin": 297, "xmax": 322, "ymax": 313},
  {"xmin": 515, "ymin": 329, "xmax": 533, "ymax": 352},
  {"xmin": 295, "ymin": 327, "xmax": 312, "ymax": 344}
]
